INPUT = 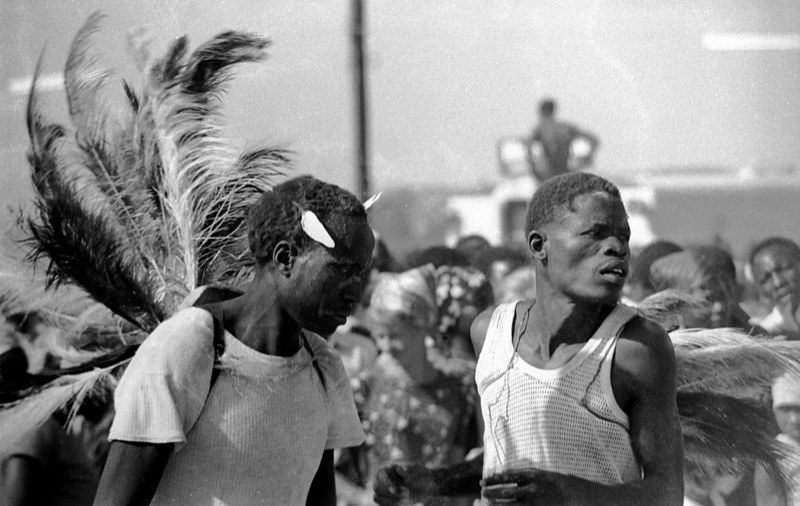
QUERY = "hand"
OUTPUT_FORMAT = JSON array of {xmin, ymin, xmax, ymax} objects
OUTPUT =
[
  {"xmin": 481, "ymin": 468, "xmax": 565, "ymax": 505},
  {"xmin": 373, "ymin": 463, "xmax": 437, "ymax": 505}
]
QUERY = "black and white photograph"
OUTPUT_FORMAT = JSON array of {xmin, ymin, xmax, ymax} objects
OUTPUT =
[{"xmin": 1, "ymin": 1, "xmax": 799, "ymax": 505}]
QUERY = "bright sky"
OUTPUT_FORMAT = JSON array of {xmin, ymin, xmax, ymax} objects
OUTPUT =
[{"xmin": 1, "ymin": 0, "xmax": 798, "ymax": 211}]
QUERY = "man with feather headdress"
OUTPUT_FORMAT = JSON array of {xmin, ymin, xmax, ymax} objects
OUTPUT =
[
  {"xmin": 11, "ymin": 13, "xmax": 378, "ymax": 505},
  {"xmin": 95, "ymin": 176, "xmax": 375, "ymax": 505}
]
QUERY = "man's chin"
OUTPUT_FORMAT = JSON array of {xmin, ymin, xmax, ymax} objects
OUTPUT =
[{"xmin": 305, "ymin": 317, "xmax": 345, "ymax": 336}]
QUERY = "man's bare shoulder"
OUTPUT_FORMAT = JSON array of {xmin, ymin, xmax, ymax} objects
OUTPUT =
[
  {"xmin": 470, "ymin": 306, "xmax": 496, "ymax": 357},
  {"xmin": 615, "ymin": 315, "xmax": 677, "ymax": 396}
]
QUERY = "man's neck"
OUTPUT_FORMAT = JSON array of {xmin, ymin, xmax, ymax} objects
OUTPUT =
[
  {"xmin": 528, "ymin": 283, "xmax": 614, "ymax": 358},
  {"xmin": 222, "ymin": 272, "xmax": 302, "ymax": 357}
]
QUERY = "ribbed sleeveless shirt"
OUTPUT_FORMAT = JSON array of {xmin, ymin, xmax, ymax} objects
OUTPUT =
[{"xmin": 476, "ymin": 301, "xmax": 642, "ymax": 484}]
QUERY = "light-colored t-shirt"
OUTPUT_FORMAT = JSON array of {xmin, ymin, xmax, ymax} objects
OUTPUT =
[{"xmin": 109, "ymin": 307, "xmax": 365, "ymax": 505}]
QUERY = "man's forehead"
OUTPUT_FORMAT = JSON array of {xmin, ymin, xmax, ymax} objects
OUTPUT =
[
  {"xmin": 762, "ymin": 245, "xmax": 800, "ymax": 262},
  {"xmin": 324, "ymin": 214, "xmax": 373, "ymax": 258},
  {"xmin": 556, "ymin": 192, "xmax": 628, "ymax": 224}
]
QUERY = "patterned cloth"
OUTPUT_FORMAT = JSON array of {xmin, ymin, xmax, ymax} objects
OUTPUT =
[
  {"xmin": 433, "ymin": 265, "xmax": 492, "ymax": 342},
  {"xmin": 339, "ymin": 353, "xmax": 479, "ymax": 494}
]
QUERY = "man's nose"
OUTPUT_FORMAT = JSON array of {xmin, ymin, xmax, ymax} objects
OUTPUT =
[{"xmin": 603, "ymin": 237, "xmax": 628, "ymax": 258}]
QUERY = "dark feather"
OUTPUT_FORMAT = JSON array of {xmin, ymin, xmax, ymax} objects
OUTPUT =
[
  {"xmin": 182, "ymin": 31, "xmax": 270, "ymax": 95},
  {"xmin": 26, "ymin": 56, "xmax": 162, "ymax": 330},
  {"xmin": 63, "ymin": 10, "xmax": 113, "ymax": 142},
  {"xmin": 678, "ymin": 391, "xmax": 794, "ymax": 498},
  {"xmin": 151, "ymin": 35, "xmax": 188, "ymax": 85},
  {"xmin": 195, "ymin": 148, "xmax": 289, "ymax": 283}
]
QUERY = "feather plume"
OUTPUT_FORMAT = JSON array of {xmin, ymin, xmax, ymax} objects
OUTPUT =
[
  {"xmin": 21, "ymin": 14, "xmax": 286, "ymax": 331},
  {"xmin": 678, "ymin": 391, "xmax": 793, "ymax": 497},
  {"xmin": 637, "ymin": 289, "xmax": 709, "ymax": 331},
  {"xmin": 666, "ymin": 326, "xmax": 800, "ymax": 500},
  {"xmin": 672, "ymin": 327, "xmax": 800, "ymax": 402},
  {"xmin": 0, "ymin": 367, "xmax": 118, "ymax": 440},
  {"xmin": 9, "ymin": 15, "xmax": 285, "ymax": 422}
]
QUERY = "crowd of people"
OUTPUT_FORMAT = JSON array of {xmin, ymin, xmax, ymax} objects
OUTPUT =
[{"xmin": 0, "ymin": 171, "xmax": 799, "ymax": 505}]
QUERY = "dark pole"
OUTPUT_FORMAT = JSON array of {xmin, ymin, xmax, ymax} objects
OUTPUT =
[{"xmin": 352, "ymin": 0, "xmax": 370, "ymax": 199}]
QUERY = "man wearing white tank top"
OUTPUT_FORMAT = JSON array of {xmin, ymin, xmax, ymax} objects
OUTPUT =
[{"xmin": 375, "ymin": 173, "xmax": 684, "ymax": 505}]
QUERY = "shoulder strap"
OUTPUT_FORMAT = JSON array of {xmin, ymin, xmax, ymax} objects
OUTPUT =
[
  {"xmin": 192, "ymin": 303, "xmax": 226, "ymax": 389},
  {"xmin": 300, "ymin": 332, "xmax": 327, "ymax": 392}
]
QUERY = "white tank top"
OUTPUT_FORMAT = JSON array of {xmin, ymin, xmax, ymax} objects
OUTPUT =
[{"xmin": 476, "ymin": 301, "xmax": 642, "ymax": 484}]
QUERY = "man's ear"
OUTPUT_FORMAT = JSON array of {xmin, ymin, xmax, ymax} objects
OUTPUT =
[
  {"xmin": 273, "ymin": 241, "xmax": 297, "ymax": 276},
  {"xmin": 528, "ymin": 230, "xmax": 547, "ymax": 262}
]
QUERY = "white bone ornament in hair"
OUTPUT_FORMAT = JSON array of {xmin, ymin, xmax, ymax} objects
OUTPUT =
[{"xmin": 300, "ymin": 210, "xmax": 336, "ymax": 248}]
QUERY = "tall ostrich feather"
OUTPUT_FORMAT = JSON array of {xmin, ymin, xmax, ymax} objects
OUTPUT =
[
  {"xmin": 638, "ymin": 289, "xmax": 800, "ymax": 497},
  {"xmin": 678, "ymin": 392, "xmax": 792, "ymax": 495},
  {"xmin": 637, "ymin": 288, "xmax": 708, "ymax": 331},
  {"xmin": 4, "ymin": 14, "xmax": 286, "ymax": 427},
  {"xmin": 23, "ymin": 13, "xmax": 286, "ymax": 332}
]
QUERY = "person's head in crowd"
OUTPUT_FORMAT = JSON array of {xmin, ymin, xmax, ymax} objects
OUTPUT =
[
  {"xmin": 434, "ymin": 265, "xmax": 494, "ymax": 360},
  {"xmin": 772, "ymin": 372, "xmax": 800, "ymax": 443},
  {"xmin": 749, "ymin": 236, "xmax": 800, "ymax": 312},
  {"xmin": 371, "ymin": 236, "xmax": 401, "ymax": 273},
  {"xmin": 625, "ymin": 240, "xmax": 683, "ymax": 302},
  {"xmin": 5, "ymin": 310, "xmax": 60, "ymax": 373},
  {"xmin": 472, "ymin": 246, "xmax": 530, "ymax": 299},
  {"xmin": 538, "ymin": 97, "xmax": 557, "ymax": 119},
  {"xmin": 496, "ymin": 265, "xmax": 537, "ymax": 304},
  {"xmin": 328, "ymin": 330, "xmax": 378, "ymax": 379},
  {"xmin": 648, "ymin": 246, "xmax": 745, "ymax": 328},
  {"xmin": 356, "ymin": 235, "xmax": 402, "ymax": 311},
  {"xmin": 367, "ymin": 266, "xmax": 438, "ymax": 370},
  {"xmin": 525, "ymin": 172, "xmax": 628, "ymax": 306},
  {"xmin": 454, "ymin": 234, "xmax": 491, "ymax": 266},
  {"xmin": 405, "ymin": 246, "xmax": 470, "ymax": 269},
  {"xmin": 247, "ymin": 175, "xmax": 374, "ymax": 336}
]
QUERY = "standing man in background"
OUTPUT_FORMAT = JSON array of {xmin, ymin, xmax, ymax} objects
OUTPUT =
[{"xmin": 529, "ymin": 98, "xmax": 600, "ymax": 180}]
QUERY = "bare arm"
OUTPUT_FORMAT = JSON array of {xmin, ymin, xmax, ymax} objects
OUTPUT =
[
  {"xmin": 470, "ymin": 307, "xmax": 494, "ymax": 357},
  {"xmin": 483, "ymin": 317, "xmax": 684, "ymax": 505},
  {"xmin": 1, "ymin": 456, "xmax": 40, "ymax": 506},
  {"xmin": 93, "ymin": 441, "xmax": 173, "ymax": 506}
]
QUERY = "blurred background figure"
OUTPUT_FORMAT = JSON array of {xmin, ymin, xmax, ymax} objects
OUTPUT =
[
  {"xmin": 646, "ymin": 246, "xmax": 755, "ymax": 330},
  {"xmin": 405, "ymin": 246, "xmax": 470, "ymax": 269},
  {"xmin": 0, "ymin": 386, "xmax": 114, "ymax": 505},
  {"xmin": 431, "ymin": 264, "xmax": 493, "ymax": 363},
  {"xmin": 528, "ymin": 97, "xmax": 600, "ymax": 180},
  {"xmin": 754, "ymin": 372, "xmax": 800, "ymax": 506},
  {"xmin": 453, "ymin": 234, "xmax": 491, "ymax": 268},
  {"xmin": 748, "ymin": 237, "xmax": 800, "ymax": 340},
  {"xmin": 495, "ymin": 265, "xmax": 537, "ymax": 305},
  {"xmin": 336, "ymin": 266, "xmax": 480, "ymax": 505},
  {"xmin": 624, "ymin": 240, "xmax": 683, "ymax": 303},
  {"xmin": 471, "ymin": 246, "xmax": 529, "ymax": 301}
]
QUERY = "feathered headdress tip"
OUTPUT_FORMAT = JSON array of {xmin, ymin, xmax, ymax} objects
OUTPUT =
[{"xmin": 299, "ymin": 208, "xmax": 335, "ymax": 248}]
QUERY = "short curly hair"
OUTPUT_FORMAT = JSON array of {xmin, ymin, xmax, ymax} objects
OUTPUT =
[
  {"xmin": 525, "ymin": 172, "xmax": 621, "ymax": 234},
  {"xmin": 247, "ymin": 175, "xmax": 366, "ymax": 264},
  {"xmin": 749, "ymin": 236, "xmax": 800, "ymax": 267}
]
